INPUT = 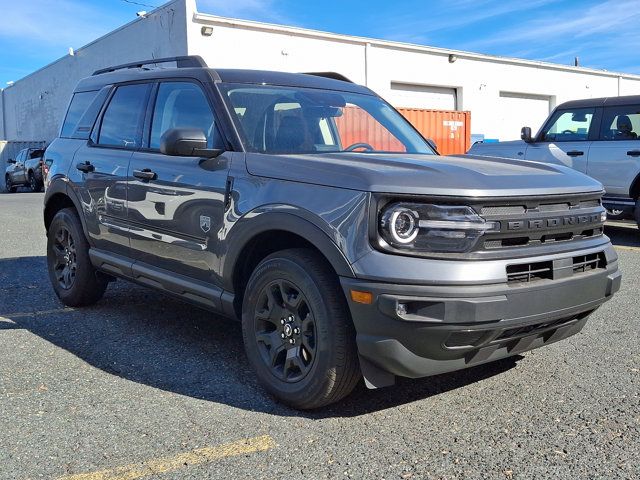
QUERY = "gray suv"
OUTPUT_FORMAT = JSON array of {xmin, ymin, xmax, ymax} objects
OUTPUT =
[
  {"xmin": 5, "ymin": 147, "xmax": 46, "ymax": 192},
  {"xmin": 468, "ymin": 95, "xmax": 640, "ymax": 227},
  {"xmin": 43, "ymin": 56, "xmax": 621, "ymax": 409}
]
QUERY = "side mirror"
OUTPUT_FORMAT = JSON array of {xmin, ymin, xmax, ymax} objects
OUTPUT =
[
  {"xmin": 521, "ymin": 126, "xmax": 534, "ymax": 143},
  {"xmin": 7, "ymin": 158, "xmax": 15, "ymax": 164},
  {"xmin": 159, "ymin": 128, "xmax": 223, "ymax": 158},
  {"xmin": 426, "ymin": 138, "xmax": 439, "ymax": 153}
]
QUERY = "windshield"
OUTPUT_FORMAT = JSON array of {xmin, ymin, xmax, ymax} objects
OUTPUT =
[{"xmin": 219, "ymin": 84, "xmax": 435, "ymax": 155}]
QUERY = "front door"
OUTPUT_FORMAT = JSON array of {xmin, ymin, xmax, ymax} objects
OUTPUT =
[
  {"xmin": 525, "ymin": 107, "xmax": 596, "ymax": 174},
  {"xmin": 127, "ymin": 81, "xmax": 230, "ymax": 285},
  {"xmin": 73, "ymin": 83, "xmax": 151, "ymax": 258}
]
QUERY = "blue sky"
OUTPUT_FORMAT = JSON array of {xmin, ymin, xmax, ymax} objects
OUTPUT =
[{"xmin": 1, "ymin": 0, "xmax": 640, "ymax": 86}]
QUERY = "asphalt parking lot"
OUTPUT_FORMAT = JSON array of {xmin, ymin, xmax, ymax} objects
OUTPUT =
[{"xmin": 0, "ymin": 192, "xmax": 638, "ymax": 480}]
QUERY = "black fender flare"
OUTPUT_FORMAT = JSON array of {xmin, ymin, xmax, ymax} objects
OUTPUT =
[
  {"xmin": 43, "ymin": 176, "xmax": 91, "ymax": 242},
  {"xmin": 221, "ymin": 210, "xmax": 355, "ymax": 292}
]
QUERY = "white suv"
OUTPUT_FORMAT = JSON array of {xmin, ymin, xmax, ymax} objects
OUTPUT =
[{"xmin": 468, "ymin": 95, "xmax": 640, "ymax": 228}]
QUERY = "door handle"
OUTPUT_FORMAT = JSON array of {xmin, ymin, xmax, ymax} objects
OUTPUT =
[
  {"xmin": 133, "ymin": 168, "xmax": 157, "ymax": 181},
  {"xmin": 566, "ymin": 150, "xmax": 584, "ymax": 157},
  {"xmin": 76, "ymin": 161, "xmax": 94, "ymax": 173},
  {"xmin": 627, "ymin": 150, "xmax": 640, "ymax": 157}
]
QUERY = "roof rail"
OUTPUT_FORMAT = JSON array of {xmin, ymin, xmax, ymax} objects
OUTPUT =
[
  {"xmin": 304, "ymin": 72, "xmax": 354, "ymax": 83},
  {"xmin": 93, "ymin": 55, "xmax": 208, "ymax": 76}
]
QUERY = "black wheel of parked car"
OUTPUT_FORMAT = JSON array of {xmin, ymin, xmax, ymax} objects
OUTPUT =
[
  {"xmin": 635, "ymin": 198, "xmax": 640, "ymax": 230},
  {"xmin": 4, "ymin": 175, "xmax": 16, "ymax": 193},
  {"xmin": 47, "ymin": 208, "xmax": 109, "ymax": 307},
  {"xmin": 28, "ymin": 172, "xmax": 41, "ymax": 192},
  {"xmin": 242, "ymin": 248, "xmax": 360, "ymax": 409}
]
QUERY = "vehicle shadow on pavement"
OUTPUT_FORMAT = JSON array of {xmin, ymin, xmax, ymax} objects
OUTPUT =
[
  {"xmin": 605, "ymin": 223, "xmax": 640, "ymax": 248},
  {"xmin": 1, "ymin": 256, "xmax": 520, "ymax": 418}
]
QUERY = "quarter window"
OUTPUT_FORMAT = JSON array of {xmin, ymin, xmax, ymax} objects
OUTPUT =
[
  {"xmin": 98, "ymin": 84, "xmax": 150, "ymax": 148},
  {"xmin": 599, "ymin": 105, "xmax": 640, "ymax": 141},
  {"xmin": 540, "ymin": 108, "xmax": 594, "ymax": 142},
  {"xmin": 61, "ymin": 91, "xmax": 99, "ymax": 138},
  {"xmin": 150, "ymin": 82, "xmax": 223, "ymax": 150}
]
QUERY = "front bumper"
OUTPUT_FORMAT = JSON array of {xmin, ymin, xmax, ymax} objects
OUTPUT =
[{"xmin": 341, "ymin": 244, "xmax": 621, "ymax": 383}]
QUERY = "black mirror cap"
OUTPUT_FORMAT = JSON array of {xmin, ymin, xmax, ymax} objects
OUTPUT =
[
  {"xmin": 521, "ymin": 126, "xmax": 534, "ymax": 143},
  {"xmin": 160, "ymin": 128, "xmax": 207, "ymax": 156},
  {"xmin": 7, "ymin": 158, "xmax": 15, "ymax": 164},
  {"xmin": 426, "ymin": 138, "xmax": 439, "ymax": 154}
]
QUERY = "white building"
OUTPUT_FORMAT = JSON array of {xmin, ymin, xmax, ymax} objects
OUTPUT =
[{"xmin": 2, "ymin": 0, "xmax": 640, "ymax": 145}]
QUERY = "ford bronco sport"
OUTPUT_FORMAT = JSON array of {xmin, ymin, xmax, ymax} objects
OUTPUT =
[
  {"xmin": 468, "ymin": 95, "xmax": 640, "ymax": 228},
  {"xmin": 43, "ymin": 56, "xmax": 621, "ymax": 409}
]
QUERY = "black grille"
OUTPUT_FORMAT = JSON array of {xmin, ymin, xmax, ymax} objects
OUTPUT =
[
  {"xmin": 477, "ymin": 193, "xmax": 604, "ymax": 251},
  {"xmin": 507, "ymin": 252, "xmax": 607, "ymax": 284},
  {"xmin": 506, "ymin": 261, "xmax": 553, "ymax": 283}
]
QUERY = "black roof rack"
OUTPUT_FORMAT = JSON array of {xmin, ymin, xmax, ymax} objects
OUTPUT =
[
  {"xmin": 93, "ymin": 55, "xmax": 208, "ymax": 76},
  {"xmin": 304, "ymin": 72, "xmax": 353, "ymax": 83}
]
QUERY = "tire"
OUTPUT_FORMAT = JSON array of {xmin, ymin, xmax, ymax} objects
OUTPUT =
[
  {"xmin": 635, "ymin": 198, "xmax": 640, "ymax": 230},
  {"xmin": 605, "ymin": 207, "xmax": 627, "ymax": 221},
  {"xmin": 242, "ymin": 248, "xmax": 360, "ymax": 409},
  {"xmin": 4, "ymin": 175, "xmax": 16, "ymax": 193},
  {"xmin": 28, "ymin": 172, "xmax": 41, "ymax": 192},
  {"xmin": 46, "ymin": 207, "xmax": 108, "ymax": 307}
]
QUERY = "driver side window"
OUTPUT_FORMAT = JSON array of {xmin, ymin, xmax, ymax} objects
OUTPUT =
[{"xmin": 540, "ymin": 108, "xmax": 594, "ymax": 142}]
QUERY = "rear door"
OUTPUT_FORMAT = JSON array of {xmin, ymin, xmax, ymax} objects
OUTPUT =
[
  {"xmin": 127, "ymin": 80, "xmax": 230, "ymax": 285},
  {"xmin": 524, "ymin": 107, "xmax": 597, "ymax": 173},
  {"xmin": 587, "ymin": 103, "xmax": 640, "ymax": 199},
  {"xmin": 73, "ymin": 82, "xmax": 151, "ymax": 258}
]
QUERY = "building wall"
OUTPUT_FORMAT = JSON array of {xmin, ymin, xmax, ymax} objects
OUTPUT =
[
  {"xmin": 0, "ymin": 0, "xmax": 189, "ymax": 142},
  {"xmin": 2, "ymin": 0, "xmax": 640, "ymax": 144},
  {"xmin": 187, "ymin": 2, "xmax": 640, "ymax": 141}
]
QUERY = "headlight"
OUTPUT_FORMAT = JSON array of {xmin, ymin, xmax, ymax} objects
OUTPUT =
[{"xmin": 379, "ymin": 203, "xmax": 499, "ymax": 253}]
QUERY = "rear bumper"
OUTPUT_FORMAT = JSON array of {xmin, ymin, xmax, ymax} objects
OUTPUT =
[{"xmin": 341, "ymin": 247, "xmax": 621, "ymax": 381}]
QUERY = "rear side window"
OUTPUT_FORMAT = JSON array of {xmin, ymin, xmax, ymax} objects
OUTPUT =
[
  {"xmin": 599, "ymin": 105, "xmax": 640, "ymax": 141},
  {"xmin": 61, "ymin": 91, "xmax": 98, "ymax": 138},
  {"xmin": 98, "ymin": 84, "xmax": 150, "ymax": 148}
]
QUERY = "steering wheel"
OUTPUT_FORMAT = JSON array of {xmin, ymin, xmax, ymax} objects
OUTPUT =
[
  {"xmin": 561, "ymin": 130, "xmax": 574, "ymax": 135},
  {"xmin": 344, "ymin": 142, "xmax": 375, "ymax": 152}
]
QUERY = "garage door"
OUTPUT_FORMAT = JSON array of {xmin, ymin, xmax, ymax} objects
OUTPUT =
[
  {"xmin": 497, "ymin": 92, "xmax": 551, "ymax": 141},
  {"xmin": 389, "ymin": 82, "xmax": 457, "ymax": 111}
]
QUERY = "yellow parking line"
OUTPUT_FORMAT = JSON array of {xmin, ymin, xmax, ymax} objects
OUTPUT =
[{"xmin": 56, "ymin": 435, "xmax": 276, "ymax": 480}]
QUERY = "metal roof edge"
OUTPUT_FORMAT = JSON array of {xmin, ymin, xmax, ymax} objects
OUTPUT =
[{"xmin": 192, "ymin": 12, "xmax": 640, "ymax": 81}]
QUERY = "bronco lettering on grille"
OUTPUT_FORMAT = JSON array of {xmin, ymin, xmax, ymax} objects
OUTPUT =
[{"xmin": 507, "ymin": 214, "xmax": 601, "ymax": 231}]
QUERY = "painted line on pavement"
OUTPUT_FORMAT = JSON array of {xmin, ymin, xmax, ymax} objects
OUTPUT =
[
  {"xmin": 56, "ymin": 435, "xmax": 276, "ymax": 480},
  {"xmin": 0, "ymin": 308, "xmax": 75, "ymax": 320},
  {"xmin": 614, "ymin": 245, "xmax": 640, "ymax": 252}
]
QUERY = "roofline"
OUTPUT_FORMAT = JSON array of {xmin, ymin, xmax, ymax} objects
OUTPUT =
[
  {"xmin": 193, "ymin": 11, "xmax": 640, "ymax": 81},
  {"xmin": 2, "ymin": 0, "xmax": 183, "ymax": 90}
]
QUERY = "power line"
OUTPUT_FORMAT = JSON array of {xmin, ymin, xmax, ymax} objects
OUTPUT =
[{"xmin": 120, "ymin": 0, "xmax": 159, "ymax": 9}]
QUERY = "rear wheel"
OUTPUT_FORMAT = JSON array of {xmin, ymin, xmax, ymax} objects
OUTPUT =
[
  {"xmin": 28, "ymin": 172, "xmax": 41, "ymax": 192},
  {"xmin": 635, "ymin": 198, "xmax": 640, "ymax": 230},
  {"xmin": 242, "ymin": 248, "xmax": 360, "ymax": 409},
  {"xmin": 5, "ymin": 175, "xmax": 16, "ymax": 193},
  {"xmin": 47, "ymin": 208, "xmax": 108, "ymax": 306}
]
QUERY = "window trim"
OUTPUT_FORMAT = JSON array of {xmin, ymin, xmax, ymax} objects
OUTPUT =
[
  {"xmin": 90, "ymin": 81, "xmax": 153, "ymax": 151},
  {"xmin": 140, "ymin": 78, "xmax": 228, "ymax": 154}
]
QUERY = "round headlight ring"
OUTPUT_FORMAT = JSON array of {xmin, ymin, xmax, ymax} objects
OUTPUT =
[{"xmin": 389, "ymin": 208, "xmax": 419, "ymax": 244}]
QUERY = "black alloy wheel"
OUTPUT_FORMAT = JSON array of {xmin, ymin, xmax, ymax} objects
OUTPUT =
[
  {"xmin": 253, "ymin": 279, "xmax": 317, "ymax": 383},
  {"xmin": 51, "ymin": 226, "xmax": 78, "ymax": 290}
]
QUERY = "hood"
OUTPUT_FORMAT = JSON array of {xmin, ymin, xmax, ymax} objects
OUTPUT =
[{"xmin": 246, "ymin": 152, "xmax": 603, "ymax": 197}]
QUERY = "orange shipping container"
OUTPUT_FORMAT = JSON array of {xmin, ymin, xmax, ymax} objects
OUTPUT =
[
  {"xmin": 398, "ymin": 108, "xmax": 471, "ymax": 156},
  {"xmin": 335, "ymin": 107, "xmax": 471, "ymax": 156}
]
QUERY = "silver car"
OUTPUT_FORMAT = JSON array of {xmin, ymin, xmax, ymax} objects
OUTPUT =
[{"xmin": 468, "ymin": 95, "xmax": 640, "ymax": 228}]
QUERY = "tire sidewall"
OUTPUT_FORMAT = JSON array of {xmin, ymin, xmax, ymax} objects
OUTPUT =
[
  {"xmin": 47, "ymin": 208, "xmax": 100, "ymax": 305},
  {"xmin": 242, "ymin": 255, "xmax": 342, "ymax": 404},
  {"xmin": 635, "ymin": 198, "xmax": 640, "ymax": 229}
]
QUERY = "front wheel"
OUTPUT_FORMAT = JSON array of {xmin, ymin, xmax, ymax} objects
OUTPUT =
[
  {"xmin": 5, "ymin": 175, "xmax": 16, "ymax": 193},
  {"xmin": 47, "ymin": 208, "xmax": 108, "ymax": 306},
  {"xmin": 635, "ymin": 198, "xmax": 640, "ymax": 230},
  {"xmin": 242, "ymin": 248, "xmax": 360, "ymax": 409}
]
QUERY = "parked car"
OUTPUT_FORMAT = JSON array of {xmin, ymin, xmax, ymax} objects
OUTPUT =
[
  {"xmin": 43, "ymin": 56, "xmax": 620, "ymax": 409},
  {"xmin": 468, "ymin": 95, "xmax": 640, "ymax": 228},
  {"xmin": 5, "ymin": 147, "xmax": 46, "ymax": 192}
]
